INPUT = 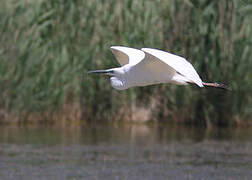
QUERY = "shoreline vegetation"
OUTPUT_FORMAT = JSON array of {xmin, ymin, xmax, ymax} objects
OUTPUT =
[{"xmin": 0, "ymin": 0, "xmax": 251, "ymax": 127}]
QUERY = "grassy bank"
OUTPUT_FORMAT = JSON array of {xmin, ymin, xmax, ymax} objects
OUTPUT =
[{"xmin": 0, "ymin": 0, "xmax": 251, "ymax": 126}]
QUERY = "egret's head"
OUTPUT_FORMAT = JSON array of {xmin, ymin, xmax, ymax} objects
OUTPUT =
[
  {"xmin": 88, "ymin": 67, "xmax": 127, "ymax": 90},
  {"xmin": 109, "ymin": 68, "xmax": 125, "ymax": 77},
  {"xmin": 88, "ymin": 68, "xmax": 124, "ymax": 76}
]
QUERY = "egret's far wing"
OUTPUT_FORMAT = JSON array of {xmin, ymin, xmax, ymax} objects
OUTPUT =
[
  {"xmin": 132, "ymin": 50, "xmax": 177, "ymax": 83},
  {"xmin": 141, "ymin": 48, "xmax": 203, "ymax": 87},
  {"xmin": 110, "ymin": 46, "xmax": 145, "ymax": 66}
]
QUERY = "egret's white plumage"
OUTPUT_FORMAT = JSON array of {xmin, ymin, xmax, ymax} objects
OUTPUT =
[
  {"xmin": 141, "ymin": 48, "xmax": 203, "ymax": 87},
  {"xmin": 110, "ymin": 46, "xmax": 145, "ymax": 66},
  {"xmin": 88, "ymin": 46, "xmax": 228, "ymax": 90}
]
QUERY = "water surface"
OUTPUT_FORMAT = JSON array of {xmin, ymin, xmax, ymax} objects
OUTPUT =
[{"xmin": 0, "ymin": 124, "xmax": 251, "ymax": 180}]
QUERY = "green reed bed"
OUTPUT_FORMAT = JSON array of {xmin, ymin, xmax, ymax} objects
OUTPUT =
[{"xmin": 0, "ymin": 0, "xmax": 251, "ymax": 126}]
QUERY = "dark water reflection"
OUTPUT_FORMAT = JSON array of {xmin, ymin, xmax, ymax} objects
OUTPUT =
[{"xmin": 0, "ymin": 124, "xmax": 251, "ymax": 180}]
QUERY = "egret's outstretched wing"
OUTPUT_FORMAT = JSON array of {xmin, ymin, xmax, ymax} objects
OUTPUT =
[
  {"xmin": 110, "ymin": 46, "xmax": 145, "ymax": 66},
  {"xmin": 141, "ymin": 48, "xmax": 203, "ymax": 87},
  {"xmin": 132, "ymin": 50, "xmax": 177, "ymax": 85}
]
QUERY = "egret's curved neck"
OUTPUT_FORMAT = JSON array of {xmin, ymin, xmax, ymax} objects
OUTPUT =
[{"xmin": 110, "ymin": 66, "xmax": 130, "ymax": 90}]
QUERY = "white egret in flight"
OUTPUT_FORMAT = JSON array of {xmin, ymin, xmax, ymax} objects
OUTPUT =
[{"xmin": 88, "ymin": 46, "xmax": 228, "ymax": 90}]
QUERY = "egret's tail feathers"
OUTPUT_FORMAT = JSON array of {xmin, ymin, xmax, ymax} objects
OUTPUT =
[{"xmin": 202, "ymin": 82, "xmax": 230, "ymax": 90}]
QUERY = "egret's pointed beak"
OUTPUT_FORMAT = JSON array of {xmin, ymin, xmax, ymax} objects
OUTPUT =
[{"xmin": 87, "ymin": 70, "xmax": 114, "ymax": 76}]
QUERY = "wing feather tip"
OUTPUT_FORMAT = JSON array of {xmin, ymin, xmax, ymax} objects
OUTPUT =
[{"xmin": 110, "ymin": 46, "xmax": 122, "ymax": 50}]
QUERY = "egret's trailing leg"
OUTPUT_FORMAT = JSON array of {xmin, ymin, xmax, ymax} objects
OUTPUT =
[{"xmin": 202, "ymin": 82, "xmax": 229, "ymax": 90}]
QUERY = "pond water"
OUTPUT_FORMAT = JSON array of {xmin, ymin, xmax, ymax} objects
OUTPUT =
[{"xmin": 0, "ymin": 123, "xmax": 251, "ymax": 180}]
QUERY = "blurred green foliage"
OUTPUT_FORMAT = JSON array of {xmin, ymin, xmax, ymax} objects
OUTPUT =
[{"xmin": 0, "ymin": 0, "xmax": 251, "ymax": 126}]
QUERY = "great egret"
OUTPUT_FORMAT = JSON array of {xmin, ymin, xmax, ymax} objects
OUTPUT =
[{"xmin": 88, "ymin": 46, "xmax": 228, "ymax": 90}]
